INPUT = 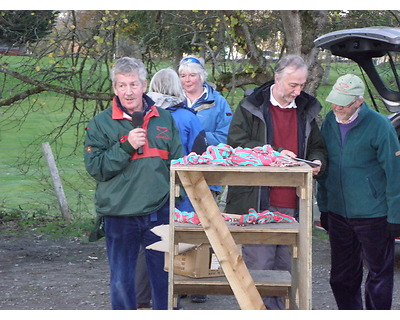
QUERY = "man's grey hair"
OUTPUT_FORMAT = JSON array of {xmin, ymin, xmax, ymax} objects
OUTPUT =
[
  {"xmin": 110, "ymin": 57, "xmax": 147, "ymax": 85},
  {"xmin": 274, "ymin": 54, "xmax": 308, "ymax": 78},
  {"xmin": 149, "ymin": 68, "xmax": 185, "ymax": 101}
]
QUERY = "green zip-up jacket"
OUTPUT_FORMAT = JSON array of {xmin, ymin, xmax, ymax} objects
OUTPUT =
[
  {"xmin": 84, "ymin": 95, "xmax": 183, "ymax": 217},
  {"xmin": 225, "ymin": 81, "xmax": 327, "ymax": 214},
  {"xmin": 317, "ymin": 103, "xmax": 400, "ymax": 223}
]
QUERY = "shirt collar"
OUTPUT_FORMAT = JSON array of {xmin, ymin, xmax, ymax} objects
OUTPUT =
[
  {"xmin": 186, "ymin": 86, "xmax": 208, "ymax": 108},
  {"xmin": 112, "ymin": 96, "xmax": 157, "ymax": 120},
  {"xmin": 270, "ymin": 85, "xmax": 297, "ymax": 109},
  {"xmin": 335, "ymin": 107, "xmax": 361, "ymax": 124}
]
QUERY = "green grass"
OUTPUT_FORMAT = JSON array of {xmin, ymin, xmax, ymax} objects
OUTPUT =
[
  {"xmin": 313, "ymin": 228, "xmax": 329, "ymax": 242},
  {"xmin": 0, "ymin": 114, "xmax": 97, "ymax": 240},
  {"xmin": 0, "ymin": 93, "xmax": 97, "ymax": 237}
]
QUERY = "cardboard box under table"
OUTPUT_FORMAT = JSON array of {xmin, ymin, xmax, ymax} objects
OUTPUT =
[
  {"xmin": 147, "ymin": 225, "xmax": 224, "ymax": 278},
  {"xmin": 165, "ymin": 243, "xmax": 224, "ymax": 278}
]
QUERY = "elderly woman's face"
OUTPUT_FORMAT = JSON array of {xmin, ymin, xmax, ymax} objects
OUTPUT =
[{"xmin": 179, "ymin": 69, "xmax": 203, "ymax": 96}]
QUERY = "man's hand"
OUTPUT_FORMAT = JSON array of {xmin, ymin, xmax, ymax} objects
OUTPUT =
[
  {"xmin": 281, "ymin": 149, "xmax": 322, "ymax": 176},
  {"xmin": 127, "ymin": 128, "xmax": 146, "ymax": 150},
  {"xmin": 311, "ymin": 160, "xmax": 322, "ymax": 176},
  {"xmin": 280, "ymin": 149, "xmax": 297, "ymax": 159}
]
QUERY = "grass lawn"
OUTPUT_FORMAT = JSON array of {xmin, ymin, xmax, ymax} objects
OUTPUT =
[{"xmin": 0, "ymin": 95, "xmax": 96, "ymax": 222}]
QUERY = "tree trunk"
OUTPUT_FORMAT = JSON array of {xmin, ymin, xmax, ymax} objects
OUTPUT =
[
  {"xmin": 280, "ymin": 11, "xmax": 302, "ymax": 56},
  {"xmin": 280, "ymin": 10, "xmax": 329, "ymax": 96},
  {"xmin": 322, "ymin": 54, "xmax": 332, "ymax": 86}
]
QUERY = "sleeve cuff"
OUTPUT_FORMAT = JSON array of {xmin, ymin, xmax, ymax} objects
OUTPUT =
[{"xmin": 120, "ymin": 140, "xmax": 136, "ymax": 155}]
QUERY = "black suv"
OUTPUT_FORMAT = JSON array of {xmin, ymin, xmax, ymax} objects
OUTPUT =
[{"xmin": 314, "ymin": 26, "xmax": 400, "ymax": 139}]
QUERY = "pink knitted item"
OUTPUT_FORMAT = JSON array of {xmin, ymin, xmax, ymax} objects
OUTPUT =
[
  {"xmin": 239, "ymin": 208, "xmax": 296, "ymax": 225},
  {"xmin": 174, "ymin": 208, "xmax": 201, "ymax": 225},
  {"xmin": 171, "ymin": 143, "xmax": 300, "ymax": 167},
  {"xmin": 174, "ymin": 208, "xmax": 295, "ymax": 226},
  {"xmin": 174, "ymin": 210, "xmax": 237, "ymax": 225}
]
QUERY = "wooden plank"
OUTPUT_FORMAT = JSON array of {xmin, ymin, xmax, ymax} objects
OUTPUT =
[
  {"xmin": 201, "ymin": 171, "xmax": 306, "ymax": 187},
  {"xmin": 172, "ymin": 164, "xmax": 310, "ymax": 173},
  {"xmin": 168, "ymin": 167, "xmax": 177, "ymax": 309},
  {"xmin": 177, "ymin": 170, "xmax": 266, "ymax": 310},
  {"xmin": 174, "ymin": 222, "xmax": 299, "ymax": 245},
  {"xmin": 297, "ymin": 170, "xmax": 313, "ymax": 309},
  {"xmin": 173, "ymin": 270, "xmax": 291, "ymax": 297},
  {"xmin": 173, "ymin": 285, "xmax": 289, "ymax": 297},
  {"xmin": 172, "ymin": 164, "xmax": 311, "ymax": 187},
  {"xmin": 174, "ymin": 221, "xmax": 299, "ymax": 232},
  {"xmin": 175, "ymin": 231, "xmax": 298, "ymax": 246}
]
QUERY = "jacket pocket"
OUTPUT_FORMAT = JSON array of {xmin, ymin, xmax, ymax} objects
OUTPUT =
[{"xmin": 366, "ymin": 170, "xmax": 385, "ymax": 199}]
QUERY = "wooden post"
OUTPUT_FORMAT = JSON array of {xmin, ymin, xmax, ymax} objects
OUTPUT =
[{"xmin": 42, "ymin": 142, "xmax": 72, "ymax": 222}]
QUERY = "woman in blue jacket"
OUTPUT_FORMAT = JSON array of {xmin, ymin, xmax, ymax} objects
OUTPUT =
[{"xmin": 178, "ymin": 55, "xmax": 232, "ymax": 147}]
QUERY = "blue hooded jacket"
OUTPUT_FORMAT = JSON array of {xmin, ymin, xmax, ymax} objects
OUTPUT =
[{"xmin": 186, "ymin": 82, "xmax": 232, "ymax": 146}]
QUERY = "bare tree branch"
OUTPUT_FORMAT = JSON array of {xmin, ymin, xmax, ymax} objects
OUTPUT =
[
  {"xmin": 0, "ymin": 86, "xmax": 45, "ymax": 106},
  {"xmin": 0, "ymin": 66, "xmax": 112, "ymax": 106}
]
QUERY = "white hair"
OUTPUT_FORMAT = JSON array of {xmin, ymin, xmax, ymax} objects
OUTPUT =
[{"xmin": 178, "ymin": 55, "xmax": 208, "ymax": 83}]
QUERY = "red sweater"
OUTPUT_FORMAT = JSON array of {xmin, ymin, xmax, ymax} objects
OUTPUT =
[{"xmin": 269, "ymin": 105, "xmax": 298, "ymax": 209}]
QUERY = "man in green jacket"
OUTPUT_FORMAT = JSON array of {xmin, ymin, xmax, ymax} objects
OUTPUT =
[
  {"xmin": 317, "ymin": 74, "xmax": 400, "ymax": 309},
  {"xmin": 84, "ymin": 57, "xmax": 183, "ymax": 310},
  {"xmin": 226, "ymin": 54, "xmax": 326, "ymax": 309}
]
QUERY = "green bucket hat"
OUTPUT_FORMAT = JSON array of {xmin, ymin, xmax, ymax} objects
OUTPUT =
[{"xmin": 326, "ymin": 74, "xmax": 365, "ymax": 106}]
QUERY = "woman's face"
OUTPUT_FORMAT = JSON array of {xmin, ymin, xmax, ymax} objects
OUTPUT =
[{"xmin": 179, "ymin": 69, "xmax": 203, "ymax": 96}]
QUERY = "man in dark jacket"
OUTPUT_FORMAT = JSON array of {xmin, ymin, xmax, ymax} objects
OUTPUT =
[
  {"xmin": 84, "ymin": 57, "xmax": 183, "ymax": 310},
  {"xmin": 226, "ymin": 54, "xmax": 326, "ymax": 309},
  {"xmin": 317, "ymin": 74, "xmax": 400, "ymax": 309}
]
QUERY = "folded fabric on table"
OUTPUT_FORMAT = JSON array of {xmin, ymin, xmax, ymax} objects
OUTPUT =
[
  {"xmin": 239, "ymin": 208, "xmax": 296, "ymax": 225},
  {"xmin": 171, "ymin": 143, "xmax": 300, "ymax": 167},
  {"xmin": 174, "ymin": 208, "xmax": 201, "ymax": 225},
  {"xmin": 174, "ymin": 208, "xmax": 296, "ymax": 226}
]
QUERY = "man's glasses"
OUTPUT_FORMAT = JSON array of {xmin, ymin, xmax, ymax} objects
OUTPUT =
[{"xmin": 334, "ymin": 98, "xmax": 359, "ymax": 108}]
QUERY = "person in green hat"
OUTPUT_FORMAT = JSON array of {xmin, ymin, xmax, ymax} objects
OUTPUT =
[{"xmin": 317, "ymin": 74, "xmax": 400, "ymax": 309}]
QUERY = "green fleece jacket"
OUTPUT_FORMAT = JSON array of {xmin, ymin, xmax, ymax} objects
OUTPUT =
[
  {"xmin": 317, "ymin": 103, "xmax": 400, "ymax": 223},
  {"xmin": 84, "ymin": 96, "xmax": 183, "ymax": 217}
]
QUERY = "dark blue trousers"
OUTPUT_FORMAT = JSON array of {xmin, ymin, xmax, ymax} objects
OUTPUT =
[
  {"xmin": 328, "ymin": 212, "xmax": 395, "ymax": 310},
  {"xmin": 104, "ymin": 202, "xmax": 169, "ymax": 310}
]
